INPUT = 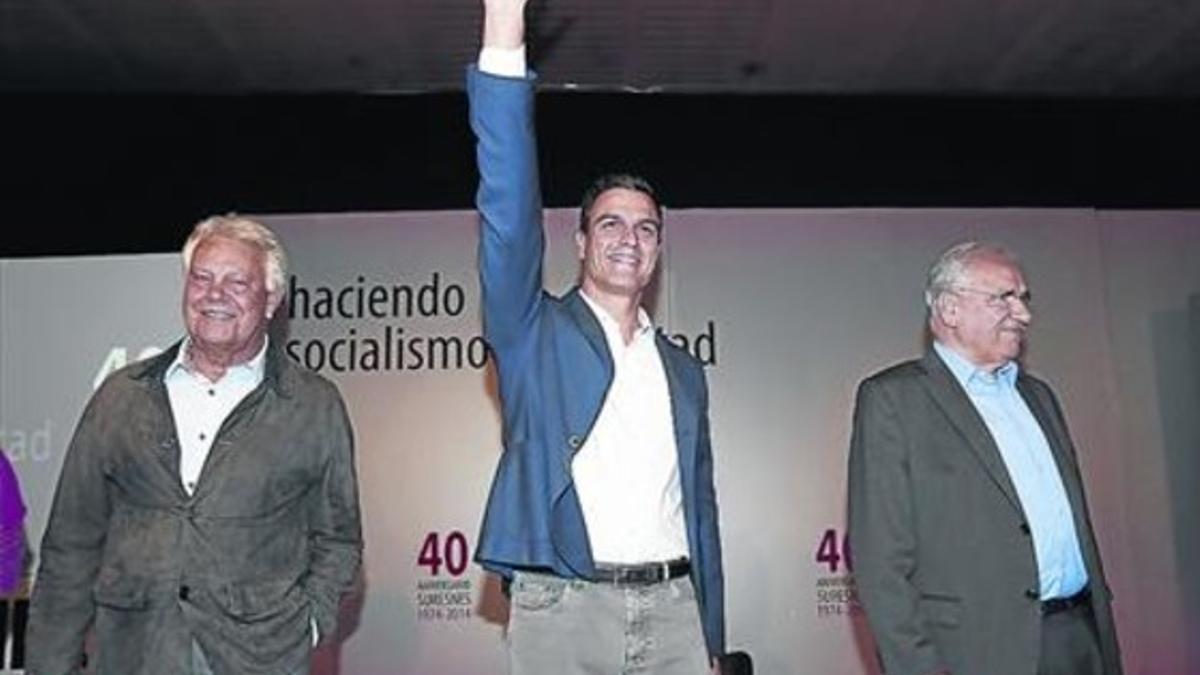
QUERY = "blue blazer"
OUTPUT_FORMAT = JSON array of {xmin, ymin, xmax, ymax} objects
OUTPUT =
[{"xmin": 468, "ymin": 65, "xmax": 725, "ymax": 657}]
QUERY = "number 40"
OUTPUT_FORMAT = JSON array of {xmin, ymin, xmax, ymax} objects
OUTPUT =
[{"xmin": 417, "ymin": 531, "xmax": 470, "ymax": 577}]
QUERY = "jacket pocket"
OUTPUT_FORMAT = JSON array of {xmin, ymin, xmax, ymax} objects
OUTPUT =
[
  {"xmin": 214, "ymin": 579, "xmax": 307, "ymax": 622},
  {"xmin": 918, "ymin": 594, "xmax": 962, "ymax": 628},
  {"xmin": 93, "ymin": 577, "xmax": 150, "ymax": 610}
]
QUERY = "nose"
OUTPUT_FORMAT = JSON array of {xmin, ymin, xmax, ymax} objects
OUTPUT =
[
  {"xmin": 1009, "ymin": 296, "xmax": 1032, "ymax": 322},
  {"xmin": 204, "ymin": 281, "xmax": 228, "ymax": 300}
]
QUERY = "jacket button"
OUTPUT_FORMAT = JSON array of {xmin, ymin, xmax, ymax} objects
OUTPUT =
[
  {"xmin": 1024, "ymin": 588, "xmax": 1039, "ymax": 600},
  {"xmin": 567, "ymin": 434, "xmax": 583, "ymax": 449},
  {"xmin": 1019, "ymin": 522, "xmax": 1031, "ymax": 535},
  {"xmin": 179, "ymin": 585, "xmax": 190, "ymax": 601}
]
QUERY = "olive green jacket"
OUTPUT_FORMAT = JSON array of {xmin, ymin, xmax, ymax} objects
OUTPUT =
[{"xmin": 27, "ymin": 342, "xmax": 362, "ymax": 675}]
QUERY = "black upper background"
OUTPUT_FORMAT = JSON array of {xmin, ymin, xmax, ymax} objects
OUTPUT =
[{"xmin": 4, "ymin": 92, "xmax": 1198, "ymax": 258}]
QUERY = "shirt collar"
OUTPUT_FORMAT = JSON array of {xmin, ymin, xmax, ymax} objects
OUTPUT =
[
  {"xmin": 166, "ymin": 335, "xmax": 269, "ymax": 385},
  {"xmin": 579, "ymin": 289, "xmax": 654, "ymax": 348},
  {"xmin": 933, "ymin": 341, "xmax": 1019, "ymax": 391}
]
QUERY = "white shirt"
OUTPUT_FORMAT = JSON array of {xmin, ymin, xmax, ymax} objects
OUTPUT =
[
  {"xmin": 164, "ymin": 337, "xmax": 267, "ymax": 495},
  {"xmin": 478, "ymin": 45, "xmax": 527, "ymax": 78},
  {"xmin": 572, "ymin": 292, "xmax": 690, "ymax": 564}
]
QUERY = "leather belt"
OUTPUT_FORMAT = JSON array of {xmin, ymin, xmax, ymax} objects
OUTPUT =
[
  {"xmin": 592, "ymin": 559, "xmax": 691, "ymax": 586},
  {"xmin": 1041, "ymin": 587, "xmax": 1091, "ymax": 615}
]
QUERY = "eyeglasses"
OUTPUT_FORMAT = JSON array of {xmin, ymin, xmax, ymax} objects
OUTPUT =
[{"xmin": 952, "ymin": 286, "xmax": 1033, "ymax": 309}]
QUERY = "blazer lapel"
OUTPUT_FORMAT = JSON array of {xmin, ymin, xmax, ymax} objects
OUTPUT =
[
  {"xmin": 561, "ymin": 289, "xmax": 616, "ymax": 465},
  {"xmin": 150, "ymin": 385, "xmax": 184, "ymax": 485},
  {"xmin": 657, "ymin": 337, "xmax": 700, "ymax": 470},
  {"xmin": 1016, "ymin": 376, "xmax": 1090, "ymax": 523},
  {"xmin": 918, "ymin": 351, "xmax": 1024, "ymax": 512},
  {"xmin": 129, "ymin": 343, "xmax": 189, "ymax": 498},
  {"xmin": 564, "ymin": 288, "xmax": 615, "ymax": 368}
]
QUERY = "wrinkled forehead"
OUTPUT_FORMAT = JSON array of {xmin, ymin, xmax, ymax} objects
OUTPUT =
[
  {"xmin": 191, "ymin": 236, "xmax": 267, "ymax": 275},
  {"xmin": 963, "ymin": 252, "xmax": 1026, "ymax": 287}
]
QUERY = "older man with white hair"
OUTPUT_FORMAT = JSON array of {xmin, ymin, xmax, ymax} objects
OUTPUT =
[
  {"xmin": 848, "ymin": 241, "xmax": 1122, "ymax": 675},
  {"xmin": 27, "ymin": 215, "xmax": 362, "ymax": 675}
]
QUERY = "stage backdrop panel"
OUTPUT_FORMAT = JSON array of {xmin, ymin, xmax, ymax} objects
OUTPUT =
[{"xmin": 2, "ymin": 208, "xmax": 1196, "ymax": 674}]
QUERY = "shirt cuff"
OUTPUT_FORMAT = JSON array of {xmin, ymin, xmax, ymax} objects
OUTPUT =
[
  {"xmin": 478, "ymin": 45, "xmax": 527, "ymax": 78},
  {"xmin": 311, "ymin": 617, "xmax": 320, "ymax": 646}
]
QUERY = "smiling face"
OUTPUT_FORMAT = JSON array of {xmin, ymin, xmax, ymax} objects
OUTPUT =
[
  {"xmin": 182, "ymin": 235, "xmax": 279, "ymax": 367},
  {"xmin": 937, "ymin": 253, "xmax": 1033, "ymax": 371},
  {"xmin": 575, "ymin": 187, "xmax": 662, "ymax": 301}
]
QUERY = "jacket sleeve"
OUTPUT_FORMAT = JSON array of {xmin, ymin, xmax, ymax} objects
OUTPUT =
[
  {"xmin": 302, "ymin": 387, "xmax": 363, "ymax": 643},
  {"xmin": 27, "ymin": 395, "xmax": 113, "ymax": 675},
  {"xmin": 847, "ymin": 378, "xmax": 946, "ymax": 675},
  {"xmin": 468, "ymin": 65, "xmax": 545, "ymax": 353}
]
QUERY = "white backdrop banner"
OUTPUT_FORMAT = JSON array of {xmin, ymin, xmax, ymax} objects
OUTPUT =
[{"xmin": 2, "ymin": 208, "xmax": 1197, "ymax": 674}]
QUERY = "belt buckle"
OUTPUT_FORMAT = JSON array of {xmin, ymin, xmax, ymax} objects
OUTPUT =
[
  {"xmin": 636, "ymin": 563, "xmax": 659, "ymax": 585},
  {"xmin": 618, "ymin": 565, "xmax": 641, "ymax": 585},
  {"xmin": 1041, "ymin": 587, "xmax": 1089, "ymax": 615},
  {"xmin": 598, "ymin": 560, "xmax": 674, "ymax": 586},
  {"xmin": 621, "ymin": 562, "xmax": 662, "ymax": 586}
]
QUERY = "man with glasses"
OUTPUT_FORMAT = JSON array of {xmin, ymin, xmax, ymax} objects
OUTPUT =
[{"xmin": 848, "ymin": 241, "xmax": 1122, "ymax": 675}]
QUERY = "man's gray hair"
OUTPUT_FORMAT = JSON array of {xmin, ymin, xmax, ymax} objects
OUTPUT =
[
  {"xmin": 181, "ymin": 214, "xmax": 288, "ymax": 294},
  {"xmin": 924, "ymin": 240, "xmax": 1019, "ymax": 309}
]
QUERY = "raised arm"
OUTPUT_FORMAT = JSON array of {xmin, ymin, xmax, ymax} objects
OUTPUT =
[
  {"xmin": 470, "ymin": 0, "xmax": 544, "ymax": 351},
  {"xmin": 482, "ymin": 0, "xmax": 527, "ymax": 50}
]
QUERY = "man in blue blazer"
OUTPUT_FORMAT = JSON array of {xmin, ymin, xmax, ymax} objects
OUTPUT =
[{"xmin": 468, "ymin": 1, "xmax": 724, "ymax": 672}]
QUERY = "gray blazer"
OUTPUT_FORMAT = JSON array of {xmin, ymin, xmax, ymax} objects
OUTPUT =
[
  {"xmin": 27, "ymin": 342, "xmax": 363, "ymax": 675},
  {"xmin": 848, "ymin": 350, "xmax": 1121, "ymax": 675}
]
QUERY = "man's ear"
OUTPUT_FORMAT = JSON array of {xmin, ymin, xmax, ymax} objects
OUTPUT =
[
  {"xmin": 935, "ymin": 293, "xmax": 959, "ymax": 328},
  {"xmin": 266, "ymin": 290, "xmax": 284, "ymax": 320},
  {"xmin": 575, "ymin": 229, "xmax": 587, "ymax": 261}
]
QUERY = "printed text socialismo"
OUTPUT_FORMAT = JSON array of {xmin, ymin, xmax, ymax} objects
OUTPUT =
[{"xmin": 286, "ymin": 326, "xmax": 490, "ymax": 373}]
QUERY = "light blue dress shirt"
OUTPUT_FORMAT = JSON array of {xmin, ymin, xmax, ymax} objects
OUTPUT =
[{"xmin": 934, "ymin": 342, "xmax": 1089, "ymax": 600}]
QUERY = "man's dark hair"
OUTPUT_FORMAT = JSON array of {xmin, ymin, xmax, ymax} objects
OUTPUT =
[{"xmin": 578, "ymin": 173, "xmax": 663, "ymax": 234}]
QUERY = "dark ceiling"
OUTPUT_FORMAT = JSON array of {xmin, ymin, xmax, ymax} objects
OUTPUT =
[
  {"xmin": 4, "ymin": 1, "xmax": 1200, "ymax": 258},
  {"xmin": 5, "ymin": 0, "xmax": 1200, "ymax": 95}
]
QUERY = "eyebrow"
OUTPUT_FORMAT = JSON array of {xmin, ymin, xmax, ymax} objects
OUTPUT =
[{"xmin": 592, "ymin": 213, "xmax": 662, "ymax": 227}]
